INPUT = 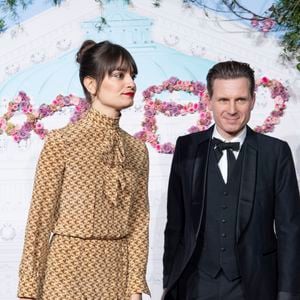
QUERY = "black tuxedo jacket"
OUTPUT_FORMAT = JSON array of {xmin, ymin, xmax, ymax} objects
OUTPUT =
[{"xmin": 163, "ymin": 126, "xmax": 300, "ymax": 300}]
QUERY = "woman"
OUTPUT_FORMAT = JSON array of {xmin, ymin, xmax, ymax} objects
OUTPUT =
[{"xmin": 18, "ymin": 40, "xmax": 150, "ymax": 300}]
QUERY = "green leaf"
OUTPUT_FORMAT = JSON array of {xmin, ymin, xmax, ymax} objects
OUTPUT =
[{"xmin": 0, "ymin": 18, "xmax": 5, "ymax": 32}]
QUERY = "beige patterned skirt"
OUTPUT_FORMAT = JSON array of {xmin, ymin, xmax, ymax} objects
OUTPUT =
[{"xmin": 40, "ymin": 234, "xmax": 129, "ymax": 300}]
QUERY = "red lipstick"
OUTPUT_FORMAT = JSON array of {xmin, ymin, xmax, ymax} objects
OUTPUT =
[{"xmin": 122, "ymin": 92, "xmax": 135, "ymax": 97}]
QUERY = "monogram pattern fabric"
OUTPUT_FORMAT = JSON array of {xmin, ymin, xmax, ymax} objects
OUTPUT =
[{"xmin": 18, "ymin": 108, "xmax": 150, "ymax": 299}]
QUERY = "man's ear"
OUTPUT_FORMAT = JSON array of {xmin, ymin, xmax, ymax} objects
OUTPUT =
[
  {"xmin": 83, "ymin": 76, "xmax": 97, "ymax": 95},
  {"xmin": 207, "ymin": 94, "xmax": 213, "ymax": 111},
  {"xmin": 251, "ymin": 93, "xmax": 256, "ymax": 110}
]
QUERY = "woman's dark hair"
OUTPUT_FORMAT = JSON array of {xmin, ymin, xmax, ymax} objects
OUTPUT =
[
  {"xmin": 76, "ymin": 40, "xmax": 138, "ymax": 102},
  {"xmin": 206, "ymin": 61, "xmax": 255, "ymax": 97}
]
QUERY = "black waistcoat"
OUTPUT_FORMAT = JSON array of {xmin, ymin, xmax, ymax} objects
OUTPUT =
[{"xmin": 197, "ymin": 142, "xmax": 245, "ymax": 280}]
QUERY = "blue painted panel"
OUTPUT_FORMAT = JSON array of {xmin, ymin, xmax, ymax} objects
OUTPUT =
[{"xmin": 0, "ymin": 1, "xmax": 215, "ymax": 104}]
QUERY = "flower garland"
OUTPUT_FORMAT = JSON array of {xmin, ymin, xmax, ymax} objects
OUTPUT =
[
  {"xmin": 251, "ymin": 17, "xmax": 276, "ymax": 33},
  {"xmin": 253, "ymin": 77, "xmax": 289, "ymax": 133},
  {"xmin": 0, "ymin": 76, "xmax": 289, "ymax": 154},
  {"xmin": 134, "ymin": 76, "xmax": 289, "ymax": 154},
  {"xmin": 134, "ymin": 77, "xmax": 211, "ymax": 153},
  {"xmin": 0, "ymin": 92, "xmax": 89, "ymax": 142}
]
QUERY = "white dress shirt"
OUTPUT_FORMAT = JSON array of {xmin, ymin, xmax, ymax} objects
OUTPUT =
[{"xmin": 212, "ymin": 126, "xmax": 247, "ymax": 183}]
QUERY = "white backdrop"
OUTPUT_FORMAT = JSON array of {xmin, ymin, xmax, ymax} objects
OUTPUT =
[{"xmin": 0, "ymin": 1, "xmax": 299, "ymax": 299}]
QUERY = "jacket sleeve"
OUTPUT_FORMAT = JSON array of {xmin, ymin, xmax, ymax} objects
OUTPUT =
[
  {"xmin": 163, "ymin": 137, "xmax": 184, "ymax": 288},
  {"xmin": 127, "ymin": 143, "xmax": 150, "ymax": 296},
  {"xmin": 18, "ymin": 130, "xmax": 65, "ymax": 299},
  {"xmin": 275, "ymin": 141, "xmax": 300, "ymax": 299}
]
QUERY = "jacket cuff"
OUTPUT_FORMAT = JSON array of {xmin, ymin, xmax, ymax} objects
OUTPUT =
[
  {"xmin": 127, "ymin": 279, "xmax": 150, "ymax": 297},
  {"xmin": 18, "ymin": 274, "xmax": 38, "ymax": 299}
]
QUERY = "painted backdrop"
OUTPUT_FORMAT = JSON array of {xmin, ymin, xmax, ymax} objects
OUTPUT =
[{"xmin": 0, "ymin": 0, "xmax": 299, "ymax": 299}]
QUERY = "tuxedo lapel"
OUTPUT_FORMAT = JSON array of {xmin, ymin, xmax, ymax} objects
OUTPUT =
[
  {"xmin": 236, "ymin": 127, "xmax": 258, "ymax": 242},
  {"xmin": 191, "ymin": 127, "xmax": 212, "ymax": 237}
]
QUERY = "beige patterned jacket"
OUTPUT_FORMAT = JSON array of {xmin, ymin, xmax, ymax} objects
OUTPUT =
[{"xmin": 18, "ymin": 108, "xmax": 150, "ymax": 298}]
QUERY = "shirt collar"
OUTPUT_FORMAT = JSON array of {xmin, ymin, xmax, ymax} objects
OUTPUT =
[{"xmin": 212, "ymin": 125, "xmax": 247, "ymax": 148}]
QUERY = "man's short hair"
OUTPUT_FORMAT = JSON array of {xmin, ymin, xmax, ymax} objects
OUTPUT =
[{"xmin": 206, "ymin": 61, "xmax": 255, "ymax": 97}]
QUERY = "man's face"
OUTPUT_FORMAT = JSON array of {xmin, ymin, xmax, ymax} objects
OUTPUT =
[{"xmin": 208, "ymin": 77, "xmax": 255, "ymax": 139}]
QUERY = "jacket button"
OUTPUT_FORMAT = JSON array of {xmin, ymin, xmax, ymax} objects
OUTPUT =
[
  {"xmin": 221, "ymin": 247, "xmax": 226, "ymax": 251},
  {"xmin": 221, "ymin": 219, "xmax": 226, "ymax": 223},
  {"xmin": 221, "ymin": 233, "xmax": 226, "ymax": 238},
  {"xmin": 223, "ymin": 191, "xmax": 228, "ymax": 196}
]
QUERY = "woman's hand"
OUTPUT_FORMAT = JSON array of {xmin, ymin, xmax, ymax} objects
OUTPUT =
[{"xmin": 130, "ymin": 293, "xmax": 142, "ymax": 300}]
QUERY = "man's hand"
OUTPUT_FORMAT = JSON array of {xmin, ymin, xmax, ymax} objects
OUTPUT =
[{"xmin": 130, "ymin": 293, "xmax": 142, "ymax": 300}]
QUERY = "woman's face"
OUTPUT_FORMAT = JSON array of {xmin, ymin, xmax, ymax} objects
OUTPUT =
[{"xmin": 94, "ymin": 68, "xmax": 136, "ymax": 113}]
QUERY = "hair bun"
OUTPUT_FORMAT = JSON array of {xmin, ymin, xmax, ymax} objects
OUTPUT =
[{"xmin": 76, "ymin": 40, "xmax": 97, "ymax": 64}]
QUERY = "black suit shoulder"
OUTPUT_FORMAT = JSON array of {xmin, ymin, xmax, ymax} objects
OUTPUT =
[
  {"xmin": 251, "ymin": 131, "xmax": 291, "ymax": 157},
  {"xmin": 255, "ymin": 131, "xmax": 288, "ymax": 147},
  {"xmin": 176, "ymin": 128, "xmax": 211, "ymax": 146}
]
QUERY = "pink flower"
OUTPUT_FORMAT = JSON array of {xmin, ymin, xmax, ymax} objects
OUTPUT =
[
  {"xmin": 251, "ymin": 17, "xmax": 259, "ymax": 27},
  {"xmin": 148, "ymin": 100, "xmax": 155, "ymax": 108},
  {"xmin": 179, "ymin": 109, "xmax": 187, "ymax": 115},
  {"xmin": 262, "ymin": 18, "xmax": 275, "ymax": 31},
  {"xmin": 260, "ymin": 77, "xmax": 270, "ymax": 85},
  {"xmin": 13, "ymin": 135, "xmax": 21, "ymax": 142},
  {"xmin": 261, "ymin": 27, "xmax": 270, "ymax": 33},
  {"xmin": 14, "ymin": 96, "xmax": 22, "ymax": 104},
  {"xmin": 161, "ymin": 142, "xmax": 174, "ymax": 154},
  {"xmin": 271, "ymin": 110, "xmax": 280, "ymax": 117},
  {"xmin": 39, "ymin": 129, "xmax": 48, "ymax": 139},
  {"xmin": 146, "ymin": 132, "xmax": 158, "ymax": 144},
  {"xmin": 75, "ymin": 105, "xmax": 83, "ymax": 112},
  {"xmin": 274, "ymin": 96, "xmax": 284, "ymax": 105},
  {"xmin": 254, "ymin": 126, "xmax": 262, "ymax": 133},
  {"xmin": 35, "ymin": 122, "xmax": 43, "ymax": 130},
  {"xmin": 188, "ymin": 126, "xmax": 200, "ymax": 133},
  {"xmin": 32, "ymin": 110, "xmax": 39, "ymax": 118},
  {"xmin": 70, "ymin": 97, "xmax": 80, "ymax": 106},
  {"xmin": 280, "ymin": 103, "xmax": 286, "ymax": 110},
  {"xmin": 12, "ymin": 103, "xmax": 19, "ymax": 111},
  {"xmin": 199, "ymin": 111, "xmax": 207, "ymax": 119}
]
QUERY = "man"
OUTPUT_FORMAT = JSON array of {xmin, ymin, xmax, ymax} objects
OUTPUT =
[{"xmin": 162, "ymin": 61, "xmax": 300, "ymax": 300}]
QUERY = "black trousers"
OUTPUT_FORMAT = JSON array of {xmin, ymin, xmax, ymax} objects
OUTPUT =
[{"xmin": 179, "ymin": 269, "xmax": 245, "ymax": 300}]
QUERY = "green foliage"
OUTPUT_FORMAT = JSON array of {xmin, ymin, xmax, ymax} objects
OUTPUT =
[
  {"xmin": 0, "ymin": 0, "xmax": 298, "ymax": 70},
  {"xmin": 0, "ymin": 18, "xmax": 5, "ymax": 31},
  {"xmin": 95, "ymin": 16, "xmax": 107, "ymax": 31},
  {"xmin": 155, "ymin": 0, "xmax": 300, "ymax": 70},
  {"xmin": 0, "ymin": 0, "xmax": 56, "ymax": 32},
  {"xmin": 0, "ymin": 0, "xmax": 132, "ymax": 34},
  {"xmin": 270, "ymin": 0, "xmax": 300, "ymax": 62},
  {"xmin": 152, "ymin": 0, "xmax": 160, "ymax": 7},
  {"xmin": 52, "ymin": 0, "xmax": 63, "ymax": 5}
]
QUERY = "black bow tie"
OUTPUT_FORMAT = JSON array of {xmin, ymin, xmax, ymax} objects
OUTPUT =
[
  {"xmin": 213, "ymin": 138, "xmax": 240, "ymax": 152},
  {"xmin": 213, "ymin": 138, "xmax": 240, "ymax": 180}
]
